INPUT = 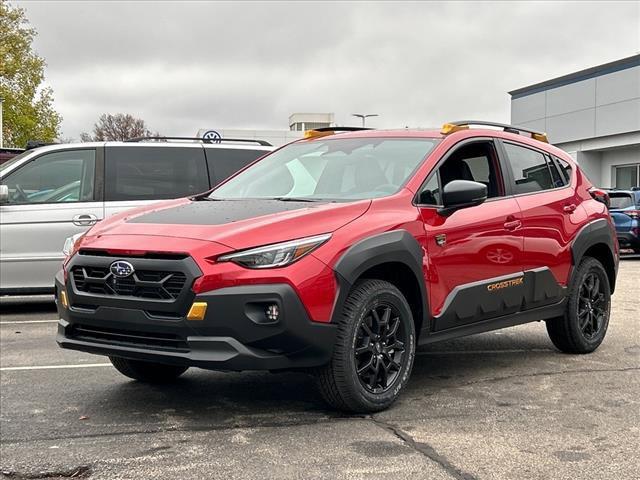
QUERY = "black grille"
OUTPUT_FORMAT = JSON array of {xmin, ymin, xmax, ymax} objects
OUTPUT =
[
  {"xmin": 72, "ymin": 267, "xmax": 187, "ymax": 300},
  {"xmin": 70, "ymin": 324, "xmax": 188, "ymax": 352}
]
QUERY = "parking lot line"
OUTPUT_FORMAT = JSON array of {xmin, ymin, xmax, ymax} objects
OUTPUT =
[
  {"xmin": 1, "ymin": 363, "xmax": 111, "ymax": 371},
  {"xmin": 0, "ymin": 320, "xmax": 59, "ymax": 325}
]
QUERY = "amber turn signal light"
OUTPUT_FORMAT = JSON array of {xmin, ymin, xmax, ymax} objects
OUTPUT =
[
  {"xmin": 187, "ymin": 302, "xmax": 208, "ymax": 321},
  {"xmin": 59, "ymin": 289, "xmax": 69, "ymax": 309}
]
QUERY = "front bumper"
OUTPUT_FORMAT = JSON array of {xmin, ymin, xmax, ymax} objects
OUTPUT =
[{"xmin": 55, "ymin": 270, "xmax": 336, "ymax": 371}]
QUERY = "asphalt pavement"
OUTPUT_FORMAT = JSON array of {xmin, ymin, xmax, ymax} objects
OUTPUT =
[{"xmin": 1, "ymin": 257, "xmax": 638, "ymax": 479}]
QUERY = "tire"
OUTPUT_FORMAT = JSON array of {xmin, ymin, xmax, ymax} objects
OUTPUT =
[
  {"xmin": 546, "ymin": 256, "xmax": 611, "ymax": 354},
  {"xmin": 315, "ymin": 279, "xmax": 416, "ymax": 413},
  {"xmin": 109, "ymin": 356, "xmax": 188, "ymax": 383}
]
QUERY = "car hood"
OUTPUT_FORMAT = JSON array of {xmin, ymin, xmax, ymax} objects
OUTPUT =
[{"xmin": 88, "ymin": 198, "xmax": 371, "ymax": 250}]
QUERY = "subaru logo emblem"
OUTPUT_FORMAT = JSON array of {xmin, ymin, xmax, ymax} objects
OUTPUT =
[{"xmin": 110, "ymin": 260, "xmax": 134, "ymax": 278}]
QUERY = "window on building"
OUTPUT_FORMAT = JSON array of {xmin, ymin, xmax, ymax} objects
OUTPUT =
[{"xmin": 614, "ymin": 164, "xmax": 639, "ymax": 189}]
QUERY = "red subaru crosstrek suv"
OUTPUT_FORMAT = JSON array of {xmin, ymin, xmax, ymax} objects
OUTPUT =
[{"xmin": 56, "ymin": 121, "xmax": 618, "ymax": 412}]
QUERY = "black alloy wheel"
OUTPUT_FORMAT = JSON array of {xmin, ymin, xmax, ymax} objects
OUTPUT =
[
  {"xmin": 315, "ymin": 279, "xmax": 416, "ymax": 413},
  {"xmin": 546, "ymin": 256, "xmax": 611, "ymax": 354},
  {"xmin": 577, "ymin": 272, "xmax": 607, "ymax": 341},
  {"xmin": 354, "ymin": 303, "xmax": 407, "ymax": 393}
]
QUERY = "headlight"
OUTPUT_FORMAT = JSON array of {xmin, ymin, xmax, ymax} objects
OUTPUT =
[
  {"xmin": 62, "ymin": 232, "xmax": 86, "ymax": 257},
  {"xmin": 217, "ymin": 234, "xmax": 331, "ymax": 269}
]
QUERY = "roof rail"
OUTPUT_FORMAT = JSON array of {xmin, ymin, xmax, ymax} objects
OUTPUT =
[
  {"xmin": 303, "ymin": 126, "xmax": 373, "ymax": 139},
  {"xmin": 124, "ymin": 136, "xmax": 272, "ymax": 147},
  {"xmin": 441, "ymin": 120, "xmax": 548, "ymax": 143},
  {"xmin": 312, "ymin": 126, "xmax": 373, "ymax": 132}
]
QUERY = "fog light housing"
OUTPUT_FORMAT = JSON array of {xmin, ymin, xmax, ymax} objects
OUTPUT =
[
  {"xmin": 187, "ymin": 302, "xmax": 207, "ymax": 321},
  {"xmin": 265, "ymin": 304, "xmax": 280, "ymax": 322}
]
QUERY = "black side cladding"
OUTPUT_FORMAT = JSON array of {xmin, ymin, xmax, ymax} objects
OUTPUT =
[
  {"xmin": 331, "ymin": 230, "xmax": 429, "ymax": 332},
  {"xmin": 432, "ymin": 267, "xmax": 565, "ymax": 332},
  {"xmin": 571, "ymin": 218, "xmax": 618, "ymax": 293}
]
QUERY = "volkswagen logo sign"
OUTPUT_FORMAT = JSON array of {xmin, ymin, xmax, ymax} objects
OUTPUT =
[{"xmin": 110, "ymin": 261, "xmax": 135, "ymax": 278}]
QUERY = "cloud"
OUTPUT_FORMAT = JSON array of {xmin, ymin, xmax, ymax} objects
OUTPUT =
[{"xmin": 17, "ymin": 0, "xmax": 640, "ymax": 139}]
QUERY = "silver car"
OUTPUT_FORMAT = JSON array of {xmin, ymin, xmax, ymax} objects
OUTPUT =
[{"xmin": 0, "ymin": 138, "xmax": 273, "ymax": 294}]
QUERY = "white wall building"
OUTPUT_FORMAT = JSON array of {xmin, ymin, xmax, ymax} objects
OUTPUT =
[{"xmin": 510, "ymin": 55, "xmax": 640, "ymax": 189}]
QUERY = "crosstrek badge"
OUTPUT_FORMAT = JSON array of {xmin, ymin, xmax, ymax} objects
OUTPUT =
[{"xmin": 487, "ymin": 277, "xmax": 524, "ymax": 292}]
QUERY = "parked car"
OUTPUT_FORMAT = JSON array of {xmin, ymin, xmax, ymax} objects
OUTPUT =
[
  {"xmin": 0, "ymin": 137, "xmax": 273, "ymax": 294},
  {"xmin": 0, "ymin": 147, "xmax": 25, "ymax": 165},
  {"xmin": 606, "ymin": 188, "xmax": 640, "ymax": 253},
  {"xmin": 55, "ymin": 122, "xmax": 618, "ymax": 412}
]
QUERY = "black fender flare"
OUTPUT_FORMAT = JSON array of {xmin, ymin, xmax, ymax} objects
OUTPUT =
[
  {"xmin": 570, "ymin": 218, "xmax": 618, "ymax": 292},
  {"xmin": 331, "ymin": 230, "xmax": 429, "ymax": 332}
]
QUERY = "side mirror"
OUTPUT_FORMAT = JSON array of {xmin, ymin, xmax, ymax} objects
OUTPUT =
[
  {"xmin": 0, "ymin": 185, "xmax": 8, "ymax": 204},
  {"xmin": 438, "ymin": 180, "xmax": 487, "ymax": 216}
]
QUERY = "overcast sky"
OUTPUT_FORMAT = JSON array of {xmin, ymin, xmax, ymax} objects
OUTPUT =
[{"xmin": 17, "ymin": 0, "xmax": 640, "ymax": 140}]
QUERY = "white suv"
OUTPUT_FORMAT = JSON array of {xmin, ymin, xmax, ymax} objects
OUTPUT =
[{"xmin": 0, "ymin": 137, "xmax": 273, "ymax": 294}]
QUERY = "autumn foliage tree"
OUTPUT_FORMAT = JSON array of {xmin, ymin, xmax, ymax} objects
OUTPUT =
[
  {"xmin": 0, "ymin": 0, "xmax": 62, "ymax": 147},
  {"xmin": 80, "ymin": 113, "xmax": 158, "ymax": 141}
]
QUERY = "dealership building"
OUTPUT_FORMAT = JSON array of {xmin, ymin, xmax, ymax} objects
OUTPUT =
[{"xmin": 510, "ymin": 54, "xmax": 639, "ymax": 189}]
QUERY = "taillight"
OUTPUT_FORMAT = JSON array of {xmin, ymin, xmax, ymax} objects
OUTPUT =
[
  {"xmin": 626, "ymin": 210, "xmax": 640, "ymax": 220},
  {"xmin": 589, "ymin": 188, "xmax": 610, "ymax": 208}
]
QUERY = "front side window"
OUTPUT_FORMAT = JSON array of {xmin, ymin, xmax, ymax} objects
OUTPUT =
[
  {"xmin": 2, "ymin": 149, "xmax": 95, "ymax": 204},
  {"xmin": 503, "ymin": 143, "xmax": 555, "ymax": 194},
  {"xmin": 418, "ymin": 141, "xmax": 503, "ymax": 205},
  {"xmin": 105, "ymin": 146, "xmax": 209, "ymax": 201},
  {"xmin": 211, "ymin": 137, "xmax": 438, "ymax": 201}
]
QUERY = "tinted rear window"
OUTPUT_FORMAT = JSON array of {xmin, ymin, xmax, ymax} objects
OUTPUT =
[
  {"xmin": 609, "ymin": 193, "xmax": 634, "ymax": 209},
  {"xmin": 105, "ymin": 146, "xmax": 209, "ymax": 201},
  {"xmin": 503, "ymin": 142, "xmax": 555, "ymax": 194},
  {"xmin": 205, "ymin": 148, "xmax": 268, "ymax": 186}
]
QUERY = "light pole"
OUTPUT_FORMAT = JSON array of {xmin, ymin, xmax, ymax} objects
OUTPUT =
[{"xmin": 352, "ymin": 113, "xmax": 378, "ymax": 127}]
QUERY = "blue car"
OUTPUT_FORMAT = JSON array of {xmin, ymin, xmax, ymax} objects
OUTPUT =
[{"xmin": 607, "ymin": 188, "xmax": 640, "ymax": 253}]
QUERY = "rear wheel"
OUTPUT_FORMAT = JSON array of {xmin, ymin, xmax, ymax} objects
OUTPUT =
[
  {"xmin": 546, "ymin": 257, "xmax": 611, "ymax": 354},
  {"xmin": 109, "ymin": 356, "xmax": 188, "ymax": 383},
  {"xmin": 315, "ymin": 279, "xmax": 416, "ymax": 413}
]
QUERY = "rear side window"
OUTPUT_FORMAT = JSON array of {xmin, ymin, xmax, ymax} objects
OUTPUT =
[
  {"xmin": 503, "ymin": 143, "xmax": 555, "ymax": 194},
  {"xmin": 609, "ymin": 193, "xmax": 634, "ymax": 209},
  {"xmin": 205, "ymin": 148, "xmax": 267, "ymax": 186},
  {"xmin": 105, "ymin": 147, "xmax": 209, "ymax": 201},
  {"xmin": 554, "ymin": 156, "xmax": 573, "ymax": 184}
]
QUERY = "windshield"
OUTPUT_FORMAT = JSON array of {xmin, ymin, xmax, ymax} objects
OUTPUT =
[
  {"xmin": 609, "ymin": 193, "xmax": 635, "ymax": 209},
  {"xmin": 210, "ymin": 137, "xmax": 438, "ymax": 201}
]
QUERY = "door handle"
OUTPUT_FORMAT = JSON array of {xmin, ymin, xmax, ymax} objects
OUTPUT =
[
  {"xmin": 504, "ymin": 219, "xmax": 522, "ymax": 231},
  {"xmin": 563, "ymin": 203, "xmax": 577, "ymax": 213},
  {"xmin": 72, "ymin": 214, "xmax": 98, "ymax": 226}
]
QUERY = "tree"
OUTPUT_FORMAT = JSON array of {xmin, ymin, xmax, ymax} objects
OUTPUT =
[
  {"xmin": 0, "ymin": 0, "xmax": 62, "ymax": 148},
  {"xmin": 80, "ymin": 113, "xmax": 158, "ymax": 141}
]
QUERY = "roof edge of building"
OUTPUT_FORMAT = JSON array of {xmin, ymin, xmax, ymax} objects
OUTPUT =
[{"xmin": 509, "ymin": 54, "xmax": 640, "ymax": 99}]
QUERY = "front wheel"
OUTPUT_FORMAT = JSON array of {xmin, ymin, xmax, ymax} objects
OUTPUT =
[
  {"xmin": 315, "ymin": 279, "xmax": 416, "ymax": 413},
  {"xmin": 109, "ymin": 356, "xmax": 188, "ymax": 383},
  {"xmin": 546, "ymin": 257, "xmax": 611, "ymax": 354}
]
